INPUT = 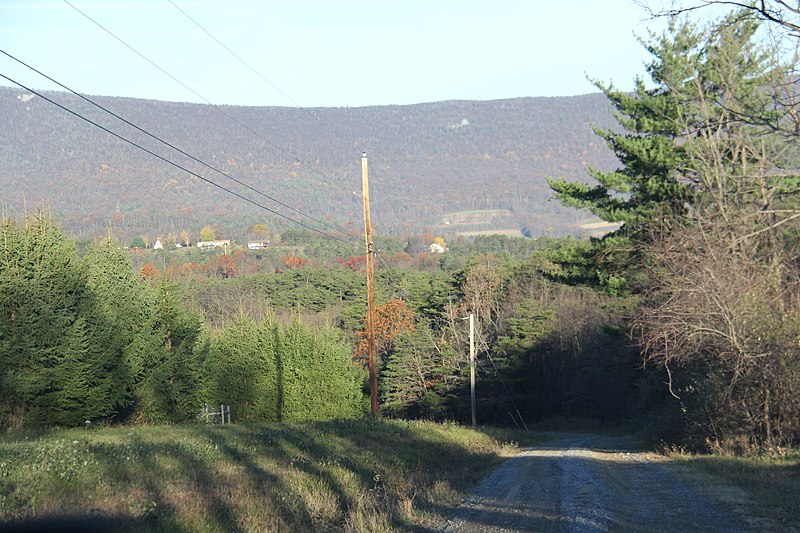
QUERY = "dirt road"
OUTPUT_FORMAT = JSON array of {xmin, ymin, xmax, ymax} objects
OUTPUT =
[{"xmin": 440, "ymin": 433, "xmax": 754, "ymax": 533}]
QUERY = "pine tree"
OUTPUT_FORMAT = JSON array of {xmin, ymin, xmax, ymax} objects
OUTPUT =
[
  {"xmin": 546, "ymin": 22, "xmax": 697, "ymax": 292},
  {"xmin": 134, "ymin": 281, "xmax": 204, "ymax": 423},
  {"xmin": 0, "ymin": 213, "xmax": 119, "ymax": 428},
  {"xmin": 207, "ymin": 316, "xmax": 279, "ymax": 422},
  {"xmin": 381, "ymin": 323, "xmax": 461, "ymax": 419}
]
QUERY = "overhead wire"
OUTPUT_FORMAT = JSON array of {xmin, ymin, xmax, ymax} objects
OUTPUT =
[
  {"xmin": 0, "ymin": 72, "xmax": 357, "ymax": 246},
  {"xmin": 0, "ymin": 48, "xmax": 358, "ymax": 244},
  {"xmin": 61, "ymin": 0, "xmax": 360, "ymax": 231},
  {"xmin": 165, "ymin": 0, "xmax": 361, "ymax": 153}
]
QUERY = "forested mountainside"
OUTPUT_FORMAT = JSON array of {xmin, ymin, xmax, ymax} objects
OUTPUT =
[{"xmin": 0, "ymin": 87, "xmax": 618, "ymax": 240}]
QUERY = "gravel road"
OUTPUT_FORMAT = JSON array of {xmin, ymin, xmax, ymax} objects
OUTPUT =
[{"xmin": 440, "ymin": 433, "xmax": 753, "ymax": 533}]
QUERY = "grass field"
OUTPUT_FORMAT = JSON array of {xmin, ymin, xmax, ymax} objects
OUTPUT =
[
  {"xmin": 670, "ymin": 447, "xmax": 800, "ymax": 527},
  {"xmin": 0, "ymin": 419, "xmax": 533, "ymax": 532}
]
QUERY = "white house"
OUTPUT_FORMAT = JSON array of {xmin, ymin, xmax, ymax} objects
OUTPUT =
[
  {"xmin": 429, "ymin": 242, "xmax": 446, "ymax": 254},
  {"xmin": 153, "ymin": 239, "xmax": 164, "ymax": 250},
  {"xmin": 247, "ymin": 241, "xmax": 270, "ymax": 250},
  {"xmin": 197, "ymin": 239, "xmax": 231, "ymax": 249}
]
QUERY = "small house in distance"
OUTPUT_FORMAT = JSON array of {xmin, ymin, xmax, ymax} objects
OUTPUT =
[
  {"xmin": 429, "ymin": 242, "xmax": 446, "ymax": 254},
  {"xmin": 197, "ymin": 239, "xmax": 231, "ymax": 249},
  {"xmin": 153, "ymin": 239, "xmax": 164, "ymax": 250},
  {"xmin": 247, "ymin": 241, "xmax": 270, "ymax": 250}
]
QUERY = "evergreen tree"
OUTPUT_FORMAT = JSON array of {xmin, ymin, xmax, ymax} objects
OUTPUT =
[
  {"xmin": 0, "ymin": 214, "xmax": 119, "ymax": 428},
  {"xmin": 381, "ymin": 324, "xmax": 461, "ymax": 419},
  {"xmin": 278, "ymin": 319, "xmax": 366, "ymax": 421},
  {"xmin": 134, "ymin": 281, "xmax": 204, "ymax": 423},
  {"xmin": 546, "ymin": 22, "xmax": 698, "ymax": 292},
  {"xmin": 83, "ymin": 236, "xmax": 152, "ymax": 417},
  {"xmin": 207, "ymin": 317, "xmax": 279, "ymax": 422}
]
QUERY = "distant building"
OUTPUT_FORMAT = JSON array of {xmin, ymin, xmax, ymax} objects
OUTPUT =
[
  {"xmin": 429, "ymin": 242, "xmax": 446, "ymax": 254},
  {"xmin": 153, "ymin": 239, "xmax": 164, "ymax": 250},
  {"xmin": 197, "ymin": 239, "xmax": 231, "ymax": 249},
  {"xmin": 247, "ymin": 241, "xmax": 270, "ymax": 250}
]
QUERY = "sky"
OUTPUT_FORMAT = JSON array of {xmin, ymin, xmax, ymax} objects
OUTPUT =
[{"xmin": 0, "ymin": 0, "xmax": 673, "ymax": 108}]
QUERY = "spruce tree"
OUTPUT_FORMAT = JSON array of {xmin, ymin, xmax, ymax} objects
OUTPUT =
[
  {"xmin": 134, "ymin": 281, "xmax": 204, "ymax": 423},
  {"xmin": 207, "ymin": 316, "xmax": 279, "ymax": 422},
  {"xmin": 0, "ymin": 214, "xmax": 118, "ymax": 428},
  {"xmin": 277, "ymin": 319, "xmax": 365, "ymax": 421},
  {"xmin": 83, "ymin": 237, "xmax": 152, "ymax": 417}
]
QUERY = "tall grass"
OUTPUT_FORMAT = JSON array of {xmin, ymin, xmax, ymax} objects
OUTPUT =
[{"xmin": 0, "ymin": 419, "xmax": 528, "ymax": 532}]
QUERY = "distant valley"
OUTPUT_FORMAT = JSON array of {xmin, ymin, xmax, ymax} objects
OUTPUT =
[{"xmin": 0, "ymin": 87, "xmax": 618, "ymax": 241}]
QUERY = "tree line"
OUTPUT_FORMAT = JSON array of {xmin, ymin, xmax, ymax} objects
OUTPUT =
[
  {"xmin": 550, "ymin": 4, "xmax": 800, "ymax": 448},
  {"xmin": 0, "ymin": 214, "xmax": 365, "ymax": 429},
  {"xmin": 0, "ymin": 210, "xmax": 631, "ymax": 433}
]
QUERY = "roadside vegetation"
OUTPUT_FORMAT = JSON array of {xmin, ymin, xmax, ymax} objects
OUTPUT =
[
  {"xmin": 0, "ymin": 419, "xmax": 529, "ymax": 531},
  {"xmin": 668, "ymin": 447, "xmax": 800, "ymax": 527}
]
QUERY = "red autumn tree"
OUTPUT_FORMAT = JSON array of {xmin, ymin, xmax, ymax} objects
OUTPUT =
[
  {"xmin": 139, "ymin": 263, "xmax": 160, "ymax": 281},
  {"xmin": 338, "ymin": 255, "xmax": 366, "ymax": 272}
]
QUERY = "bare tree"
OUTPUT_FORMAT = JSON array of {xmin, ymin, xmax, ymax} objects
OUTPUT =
[
  {"xmin": 637, "ymin": 0, "xmax": 800, "ymax": 35},
  {"xmin": 637, "ymin": 219, "xmax": 800, "ymax": 447}
]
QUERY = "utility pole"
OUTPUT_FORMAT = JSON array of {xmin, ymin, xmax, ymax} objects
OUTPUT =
[
  {"xmin": 362, "ymin": 152, "xmax": 379, "ymax": 418},
  {"xmin": 469, "ymin": 313, "xmax": 476, "ymax": 427}
]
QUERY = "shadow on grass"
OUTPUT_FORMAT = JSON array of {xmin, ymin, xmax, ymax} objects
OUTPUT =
[
  {"xmin": 0, "ymin": 419, "xmax": 508, "ymax": 532},
  {"xmin": 0, "ymin": 514, "xmax": 143, "ymax": 533},
  {"xmin": 680, "ymin": 454, "xmax": 800, "ymax": 524}
]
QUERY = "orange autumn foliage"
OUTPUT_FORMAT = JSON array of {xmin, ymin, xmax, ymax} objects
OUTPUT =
[
  {"xmin": 282, "ymin": 255, "xmax": 307, "ymax": 269},
  {"xmin": 354, "ymin": 299, "xmax": 415, "ymax": 361},
  {"xmin": 139, "ymin": 263, "xmax": 160, "ymax": 280}
]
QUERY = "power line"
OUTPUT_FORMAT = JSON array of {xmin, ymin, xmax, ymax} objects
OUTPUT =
[
  {"xmin": 0, "ymin": 48, "xmax": 356, "ymax": 243},
  {"xmin": 61, "ymin": 0, "xmax": 357, "ymax": 211},
  {"xmin": 0, "ymin": 72, "xmax": 357, "ymax": 246},
  {"xmin": 165, "ymin": 0, "xmax": 361, "ymax": 153}
]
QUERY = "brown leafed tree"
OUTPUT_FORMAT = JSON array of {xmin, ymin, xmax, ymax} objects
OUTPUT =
[
  {"xmin": 139, "ymin": 262, "xmax": 160, "ymax": 281},
  {"xmin": 354, "ymin": 299, "xmax": 416, "ymax": 363}
]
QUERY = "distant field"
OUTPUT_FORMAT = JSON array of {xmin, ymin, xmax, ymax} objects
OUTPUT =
[
  {"xmin": 579, "ymin": 221, "xmax": 622, "ymax": 230},
  {"xmin": 442, "ymin": 210, "xmax": 515, "ymax": 226},
  {"xmin": 0, "ymin": 420, "xmax": 532, "ymax": 532},
  {"xmin": 578, "ymin": 219, "xmax": 623, "ymax": 236},
  {"xmin": 456, "ymin": 229, "xmax": 523, "ymax": 237}
]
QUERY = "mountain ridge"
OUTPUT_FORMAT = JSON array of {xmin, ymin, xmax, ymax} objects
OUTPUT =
[{"xmin": 0, "ymin": 86, "xmax": 618, "ymax": 241}]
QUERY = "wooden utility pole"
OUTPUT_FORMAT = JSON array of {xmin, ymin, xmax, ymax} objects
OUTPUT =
[
  {"xmin": 469, "ymin": 313, "xmax": 476, "ymax": 427},
  {"xmin": 362, "ymin": 152, "xmax": 379, "ymax": 418}
]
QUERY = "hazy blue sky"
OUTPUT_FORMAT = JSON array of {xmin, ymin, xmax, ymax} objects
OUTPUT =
[{"xmin": 0, "ymin": 1, "xmax": 671, "ymax": 107}]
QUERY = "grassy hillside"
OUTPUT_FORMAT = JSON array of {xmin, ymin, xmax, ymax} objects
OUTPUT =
[
  {"xmin": 0, "ymin": 419, "xmax": 529, "ymax": 532},
  {"xmin": 0, "ymin": 87, "xmax": 617, "ymax": 240}
]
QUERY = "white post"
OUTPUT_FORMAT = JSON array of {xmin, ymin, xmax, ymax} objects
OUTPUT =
[{"xmin": 470, "ymin": 313, "xmax": 476, "ymax": 427}]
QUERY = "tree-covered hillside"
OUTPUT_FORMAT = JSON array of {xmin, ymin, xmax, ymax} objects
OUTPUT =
[{"xmin": 0, "ymin": 89, "xmax": 617, "ymax": 240}]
